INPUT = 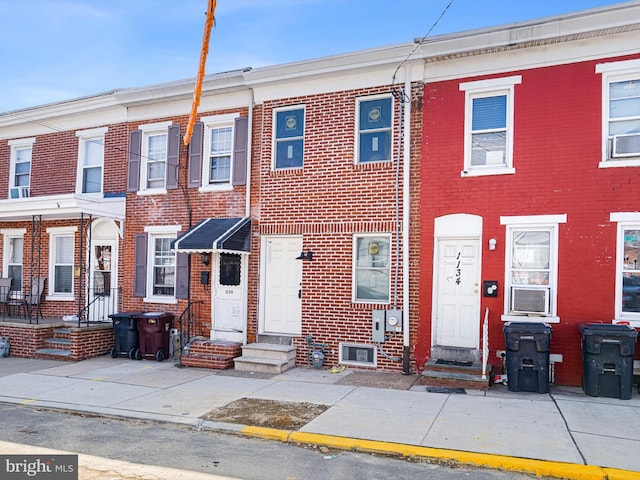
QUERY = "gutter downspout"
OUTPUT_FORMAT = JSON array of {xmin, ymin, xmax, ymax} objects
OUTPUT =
[
  {"xmin": 243, "ymin": 87, "xmax": 254, "ymax": 347},
  {"xmin": 402, "ymin": 67, "xmax": 412, "ymax": 374}
]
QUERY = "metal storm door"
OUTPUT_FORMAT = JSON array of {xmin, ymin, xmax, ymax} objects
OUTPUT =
[
  {"xmin": 262, "ymin": 236, "xmax": 302, "ymax": 335},
  {"xmin": 434, "ymin": 238, "xmax": 480, "ymax": 348},
  {"xmin": 89, "ymin": 242, "xmax": 117, "ymax": 322}
]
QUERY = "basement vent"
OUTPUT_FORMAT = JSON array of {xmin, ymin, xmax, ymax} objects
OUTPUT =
[{"xmin": 339, "ymin": 343, "xmax": 376, "ymax": 367}]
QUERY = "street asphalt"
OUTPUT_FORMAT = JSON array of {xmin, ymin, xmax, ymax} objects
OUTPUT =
[{"xmin": 0, "ymin": 355, "xmax": 639, "ymax": 480}]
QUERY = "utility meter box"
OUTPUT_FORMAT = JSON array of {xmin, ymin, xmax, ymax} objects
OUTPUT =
[
  {"xmin": 372, "ymin": 310, "xmax": 386, "ymax": 342},
  {"xmin": 385, "ymin": 309, "xmax": 403, "ymax": 333}
]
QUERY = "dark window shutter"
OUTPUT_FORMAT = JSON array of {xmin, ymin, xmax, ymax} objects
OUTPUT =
[
  {"xmin": 188, "ymin": 122, "xmax": 203, "ymax": 188},
  {"xmin": 166, "ymin": 124, "xmax": 181, "ymax": 190},
  {"xmin": 232, "ymin": 116, "xmax": 248, "ymax": 186},
  {"xmin": 133, "ymin": 233, "xmax": 147, "ymax": 297},
  {"xmin": 128, "ymin": 130, "xmax": 142, "ymax": 192},
  {"xmin": 175, "ymin": 252, "xmax": 189, "ymax": 299}
]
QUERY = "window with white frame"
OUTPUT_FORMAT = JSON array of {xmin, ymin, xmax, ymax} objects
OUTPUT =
[
  {"xmin": 47, "ymin": 227, "xmax": 77, "ymax": 297},
  {"xmin": 501, "ymin": 215, "xmax": 565, "ymax": 322},
  {"xmin": 460, "ymin": 76, "xmax": 521, "ymax": 176},
  {"xmin": 140, "ymin": 122, "xmax": 170, "ymax": 190},
  {"xmin": 611, "ymin": 213, "xmax": 640, "ymax": 324},
  {"xmin": 353, "ymin": 234, "xmax": 391, "ymax": 303},
  {"xmin": 202, "ymin": 114, "xmax": 236, "ymax": 188},
  {"xmin": 2, "ymin": 229, "xmax": 25, "ymax": 297},
  {"xmin": 356, "ymin": 95, "xmax": 392, "ymax": 163},
  {"xmin": 273, "ymin": 106, "xmax": 304, "ymax": 169},
  {"xmin": 596, "ymin": 59, "xmax": 640, "ymax": 167},
  {"xmin": 149, "ymin": 233, "xmax": 176, "ymax": 298},
  {"xmin": 8, "ymin": 138, "xmax": 34, "ymax": 198},
  {"xmin": 76, "ymin": 127, "xmax": 106, "ymax": 194}
]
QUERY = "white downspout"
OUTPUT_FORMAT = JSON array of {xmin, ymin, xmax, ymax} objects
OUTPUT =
[
  {"xmin": 243, "ymin": 88, "xmax": 254, "ymax": 347},
  {"xmin": 402, "ymin": 67, "xmax": 412, "ymax": 374}
]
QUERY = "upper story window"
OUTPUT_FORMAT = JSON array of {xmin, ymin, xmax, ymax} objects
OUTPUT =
[
  {"xmin": 273, "ymin": 106, "xmax": 304, "ymax": 170},
  {"xmin": 356, "ymin": 95, "xmax": 392, "ymax": 163},
  {"xmin": 611, "ymin": 213, "xmax": 640, "ymax": 325},
  {"xmin": 460, "ymin": 76, "xmax": 521, "ymax": 177},
  {"xmin": 8, "ymin": 137, "xmax": 35, "ymax": 198},
  {"xmin": 353, "ymin": 234, "xmax": 391, "ymax": 303},
  {"xmin": 596, "ymin": 59, "xmax": 640, "ymax": 167},
  {"xmin": 142, "ymin": 125, "xmax": 169, "ymax": 190},
  {"xmin": 128, "ymin": 123, "xmax": 180, "ymax": 194},
  {"xmin": 76, "ymin": 127, "xmax": 106, "ymax": 194},
  {"xmin": 501, "ymin": 214, "xmax": 566, "ymax": 323},
  {"xmin": 200, "ymin": 113, "xmax": 237, "ymax": 190}
]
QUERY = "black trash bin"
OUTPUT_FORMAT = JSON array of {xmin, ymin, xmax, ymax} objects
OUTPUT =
[
  {"xmin": 135, "ymin": 312, "xmax": 174, "ymax": 362},
  {"xmin": 503, "ymin": 322, "xmax": 552, "ymax": 393},
  {"xmin": 579, "ymin": 323, "xmax": 637, "ymax": 400},
  {"xmin": 109, "ymin": 312, "xmax": 143, "ymax": 360}
]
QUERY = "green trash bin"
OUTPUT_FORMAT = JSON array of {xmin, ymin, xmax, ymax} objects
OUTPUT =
[
  {"xmin": 503, "ymin": 322, "xmax": 552, "ymax": 393},
  {"xmin": 580, "ymin": 323, "xmax": 637, "ymax": 400}
]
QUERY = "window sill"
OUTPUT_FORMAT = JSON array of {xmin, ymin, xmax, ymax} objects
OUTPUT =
[
  {"xmin": 613, "ymin": 319, "xmax": 640, "ymax": 328},
  {"xmin": 143, "ymin": 296, "xmax": 177, "ymax": 305},
  {"xmin": 46, "ymin": 295, "xmax": 74, "ymax": 302},
  {"xmin": 270, "ymin": 167, "xmax": 303, "ymax": 177},
  {"xmin": 461, "ymin": 167, "xmax": 515, "ymax": 178},
  {"xmin": 199, "ymin": 184, "xmax": 233, "ymax": 193},
  {"xmin": 136, "ymin": 188, "xmax": 168, "ymax": 196},
  {"xmin": 501, "ymin": 314, "xmax": 559, "ymax": 324},
  {"xmin": 598, "ymin": 159, "xmax": 640, "ymax": 168}
]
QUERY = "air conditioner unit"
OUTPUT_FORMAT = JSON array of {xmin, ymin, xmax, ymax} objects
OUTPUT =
[
  {"xmin": 511, "ymin": 287, "xmax": 549, "ymax": 315},
  {"xmin": 612, "ymin": 133, "xmax": 640, "ymax": 158},
  {"xmin": 9, "ymin": 187, "xmax": 29, "ymax": 199}
]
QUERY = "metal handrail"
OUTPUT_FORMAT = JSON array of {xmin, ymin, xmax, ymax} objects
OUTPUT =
[{"xmin": 176, "ymin": 300, "xmax": 203, "ymax": 365}]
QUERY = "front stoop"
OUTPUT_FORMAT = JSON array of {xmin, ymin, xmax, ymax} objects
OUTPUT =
[
  {"xmin": 420, "ymin": 358, "xmax": 492, "ymax": 391},
  {"xmin": 233, "ymin": 343, "xmax": 296, "ymax": 374},
  {"xmin": 181, "ymin": 340, "xmax": 242, "ymax": 369},
  {"xmin": 35, "ymin": 328, "xmax": 73, "ymax": 361}
]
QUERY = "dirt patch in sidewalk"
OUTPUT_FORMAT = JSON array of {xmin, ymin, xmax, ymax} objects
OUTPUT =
[
  {"xmin": 335, "ymin": 371, "xmax": 421, "ymax": 390},
  {"xmin": 201, "ymin": 398, "xmax": 329, "ymax": 430}
]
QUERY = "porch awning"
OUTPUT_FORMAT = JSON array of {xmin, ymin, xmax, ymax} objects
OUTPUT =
[{"xmin": 172, "ymin": 217, "xmax": 251, "ymax": 254}]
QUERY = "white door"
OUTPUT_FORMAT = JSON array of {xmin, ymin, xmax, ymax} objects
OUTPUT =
[
  {"xmin": 89, "ymin": 242, "xmax": 117, "ymax": 322},
  {"xmin": 434, "ymin": 238, "xmax": 480, "ymax": 348},
  {"xmin": 212, "ymin": 253, "xmax": 247, "ymax": 343},
  {"xmin": 262, "ymin": 236, "xmax": 302, "ymax": 335}
]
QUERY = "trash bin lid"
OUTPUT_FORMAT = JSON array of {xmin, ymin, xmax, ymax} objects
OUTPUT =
[
  {"xmin": 579, "ymin": 323, "xmax": 637, "ymax": 337},
  {"xmin": 109, "ymin": 312, "xmax": 144, "ymax": 319},
  {"xmin": 503, "ymin": 322, "xmax": 552, "ymax": 334}
]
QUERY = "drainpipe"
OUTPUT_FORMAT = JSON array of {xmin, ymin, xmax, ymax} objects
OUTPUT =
[
  {"xmin": 402, "ymin": 67, "xmax": 412, "ymax": 374},
  {"xmin": 243, "ymin": 88, "xmax": 254, "ymax": 347}
]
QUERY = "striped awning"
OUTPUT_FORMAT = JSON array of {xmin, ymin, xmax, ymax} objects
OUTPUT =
[{"xmin": 172, "ymin": 217, "xmax": 251, "ymax": 254}]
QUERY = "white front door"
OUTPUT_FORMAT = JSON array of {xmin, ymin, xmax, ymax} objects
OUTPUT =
[
  {"xmin": 261, "ymin": 236, "xmax": 302, "ymax": 335},
  {"xmin": 434, "ymin": 238, "xmax": 480, "ymax": 348},
  {"xmin": 89, "ymin": 241, "xmax": 117, "ymax": 322},
  {"xmin": 212, "ymin": 253, "xmax": 247, "ymax": 343}
]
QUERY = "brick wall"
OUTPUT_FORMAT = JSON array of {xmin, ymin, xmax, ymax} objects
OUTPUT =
[{"xmin": 418, "ymin": 55, "xmax": 640, "ymax": 385}]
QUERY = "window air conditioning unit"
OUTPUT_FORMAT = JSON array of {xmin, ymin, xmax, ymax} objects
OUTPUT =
[
  {"xmin": 9, "ymin": 187, "xmax": 29, "ymax": 199},
  {"xmin": 511, "ymin": 287, "xmax": 549, "ymax": 315},
  {"xmin": 612, "ymin": 133, "xmax": 640, "ymax": 158}
]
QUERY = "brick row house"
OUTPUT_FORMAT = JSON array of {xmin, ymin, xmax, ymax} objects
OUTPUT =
[{"xmin": 1, "ymin": 3, "xmax": 639, "ymax": 387}]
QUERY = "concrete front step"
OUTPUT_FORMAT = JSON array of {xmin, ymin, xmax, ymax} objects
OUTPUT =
[
  {"xmin": 233, "ymin": 355, "xmax": 296, "ymax": 374},
  {"xmin": 240, "ymin": 343, "xmax": 296, "ymax": 362},
  {"xmin": 35, "ymin": 348, "xmax": 73, "ymax": 361},
  {"xmin": 421, "ymin": 358, "xmax": 492, "ymax": 390}
]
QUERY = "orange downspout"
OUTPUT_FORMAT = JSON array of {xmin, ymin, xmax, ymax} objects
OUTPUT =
[{"xmin": 184, "ymin": 0, "xmax": 216, "ymax": 146}]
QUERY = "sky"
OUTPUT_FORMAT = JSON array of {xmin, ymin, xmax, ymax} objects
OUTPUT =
[{"xmin": 0, "ymin": 0, "xmax": 630, "ymax": 113}]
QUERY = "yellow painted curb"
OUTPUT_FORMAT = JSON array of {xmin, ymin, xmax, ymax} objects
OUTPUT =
[{"xmin": 235, "ymin": 429, "xmax": 640, "ymax": 480}]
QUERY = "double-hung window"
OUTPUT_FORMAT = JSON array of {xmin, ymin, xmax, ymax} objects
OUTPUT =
[
  {"xmin": 2, "ymin": 229, "xmax": 25, "ymax": 296},
  {"xmin": 460, "ymin": 76, "xmax": 520, "ymax": 176},
  {"xmin": 273, "ymin": 106, "xmax": 304, "ymax": 169},
  {"xmin": 353, "ymin": 234, "xmax": 391, "ymax": 303},
  {"xmin": 47, "ymin": 226, "xmax": 77, "ymax": 298},
  {"xmin": 8, "ymin": 138, "xmax": 34, "ymax": 198},
  {"xmin": 201, "ymin": 113, "xmax": 236, "ymax": 189},
  {"xmin": 596, "ymin": 59, "xmax": 640, "ymax": 167},
  {"xmin": 76, "ymin": 127, "xmax": 106, "ymax": 194},
  {"xmin": 611, "ymin": 213, "xmax": 640, "ymax": 325},
  {"xmin": 137, "ymin": 225, "xmax": 182, "ymax": 302},
  {"xmin": 140, "ymin": 122, "xmax": 171, "ymax": 191},
  {"xmin": 501, "ymin": 215, "xmax": 566, "ymax": 323},
  {"xmin": 356, "ymin": 95, "xmax": 392, "ymax": 163}
]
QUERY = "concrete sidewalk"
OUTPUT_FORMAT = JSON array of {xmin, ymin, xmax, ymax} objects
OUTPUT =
[{"xmin": 0, "ymin": 356, "xmax": 639, "ymax": 480}]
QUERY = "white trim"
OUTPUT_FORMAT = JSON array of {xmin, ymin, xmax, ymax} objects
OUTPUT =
[
  {"xmin": 1, "ymin": 228, "xmax": 26, "ymax": 235},
  {"xmin": 200, "ymin": 113, "xmax": 238, "ymax": 188},
  {"xmin": 339, "ymin": 342, "xmax": 377, "ymax": 368},
  {"xmin": 138, "ymin": 121, "xmax": 172, "ymax": 132},
  {"xmin": 596, "ymin": 59, "xmax": 640, "ymax": 74},
  {"xmin": 46, "ymin": 226, "xmax": 78, "ymax": 234},
  {"xmin": 500, "ymin": 214, "xmax": 567, "ymax": 225},
  {"xmin": 75, "ymin": 128, "xmax": 105, "ymax": 195},
  {"xmin": 611, "ymin": 212, "xmax": 640, "ymax": 222},
  {"xmin": 611, "ymin": 217, "xmax": 640, "ymax": 323},
  {"xmin": 8, "ymin": 137, "xmax": 36, "ymax": 146},
  {"xmin": 144, "ymin": 225, "xmax": 181, "ymax": 234},
  {"xmin": 200, "ymin": 113, "xmax": 239, "ymax": 124},
  {"xmin": 459, "ymin": 75, "xmax": 522, "ymax": 92},
  {"xmin": 352, "ymin": 233, "xmax": 392, "ymax": 304},
  {"xmin": 75, "ymin": 126, "xmax": 108, "ymax": 138},
  {"xmin": 48, "ymin": 229, "xmax": 76, "ymax": 298}
]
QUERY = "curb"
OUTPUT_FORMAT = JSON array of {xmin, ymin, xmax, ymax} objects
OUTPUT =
[{"xmin": 239, "ymin": 426, "xmax": 640, "ymax": 480}]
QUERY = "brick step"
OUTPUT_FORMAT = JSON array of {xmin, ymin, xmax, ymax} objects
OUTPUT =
[
  {"xmin": 35, "ymin": 348, "xmax": 73, "ymax": 361},
  {"xmin": 43, "ymin": 338, "xmax": 71, "ymax": 351},
  {"xmin": 52, "ymin": 328, "xmax": 71, "ymax": 339},
  {"xmin": 181, "ymin": 353, "xmax": 236, "ymax": 370}
]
